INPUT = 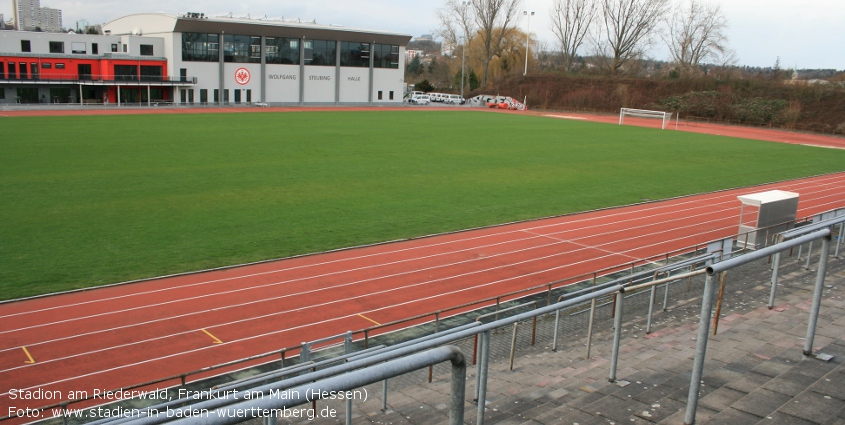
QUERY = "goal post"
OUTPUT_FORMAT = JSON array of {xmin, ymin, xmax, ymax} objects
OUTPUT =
[{"xmin": 619, "ymin": 108, "xmax": 673, "ymax": 130}]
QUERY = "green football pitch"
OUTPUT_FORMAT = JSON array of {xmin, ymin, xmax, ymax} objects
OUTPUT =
[{"xmin": 2, "ymin": 110, "xmax": 844, "ymax": 300}]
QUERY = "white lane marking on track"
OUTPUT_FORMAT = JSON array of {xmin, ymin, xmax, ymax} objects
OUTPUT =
[
  {"xmin": 0, "ymin": 213, "xmax": 755, "ymax": 392},
  {"xmin": 0, "ymin": 213, "xmax": 750, "ymax": 370},
  {"xmin": 0, "ymin": 202, "xmax": 746, "ymax": 340}
]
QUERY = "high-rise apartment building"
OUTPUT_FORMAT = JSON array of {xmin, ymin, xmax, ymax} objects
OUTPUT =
[{"xmin": 13, "ymin": 0, "xmax": 62, "ymax": 32}]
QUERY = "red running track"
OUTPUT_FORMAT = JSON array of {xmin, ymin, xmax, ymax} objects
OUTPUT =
[{"xmin": 2, "ymin": 171, "xmax": 845, "ymax": 420}]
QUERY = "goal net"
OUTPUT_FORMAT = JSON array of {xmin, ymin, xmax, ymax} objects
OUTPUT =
[{"xmin": 619, "ymin": 108, "xmax": 673, "ymax": 130}]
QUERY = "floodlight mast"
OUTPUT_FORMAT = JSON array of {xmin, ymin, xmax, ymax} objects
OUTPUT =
[{"xmin": 523, "ymin": 11, "xmax": 534, "ymax": 76}]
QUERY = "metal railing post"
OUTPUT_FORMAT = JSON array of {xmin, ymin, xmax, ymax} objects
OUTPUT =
[
  {"xmin": 683, "ymin": 272, "xmax": 718, "ymax": 425},
  {"xmin": 476, "ymin": 330, "xmax": 491, "ymax": 425},
  {"xmin": 552, "ymin": 308, "xmax": 561, "ymax": 351},
  {"xmin": 585, "ymin": 298, "xmax": 597, "ymax": 360},
  {"xmin": 804, "ymin": 235, "xmax": 832, "ymax": 356},
  {"xmin": 509, "ymin": 322, "xmax": 518, "ymax": 371},
  {"xmin": 836, "ymin": 223, "xmax": 843, "ymax": 258},
  {"xmin": 608, "ymin": 291, "xmax": 624, "ymax": 382},
  {"xmin": 381, "ymin": 379, "xmax": 388, "ymax": 411},
  {"xmin": 768, "ymin": 250, "xmax": 782, "ymax": 309},
  {"xmin": 805, "ymin": 240, "xmax": 814, "ymax": 270},
  {"xmin": 300, "ymin": 342, "xmax": 311, "ymax": 362},
  {"xmin": 646, "ymin": 272, "xmax": 658, "ymax": 334}
]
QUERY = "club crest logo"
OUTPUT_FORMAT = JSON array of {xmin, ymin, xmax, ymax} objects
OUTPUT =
[{"xmin": 235, "ymin": 67, "xmax": 251, "ymax": 85}]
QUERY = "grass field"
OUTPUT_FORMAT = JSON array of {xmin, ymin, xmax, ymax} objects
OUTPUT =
[{"xmin": 2, "ymin": 110, "xmax": 845, "ymax": 301}]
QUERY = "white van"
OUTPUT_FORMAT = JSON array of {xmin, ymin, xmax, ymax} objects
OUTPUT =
[
  {"xmin": 446, "ymin": 94, "xmax": 465, "ymax": 105},
  {"xmin": 409, "ymin": 94, "xmax": 430, "ymax": 105}
]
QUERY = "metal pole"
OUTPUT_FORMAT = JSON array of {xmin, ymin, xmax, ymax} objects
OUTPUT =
[
  {"xmin": 522, "ymin": 11, "xmax": 533, "ymax": 75},
  {"xmin": 805, "ymin": 240, "xmax": 814, "ymax": 270},
  {"xmin": 663, "ymin": 279, "xmax": 671, "ymax": 311},
  {"xmin": 712, "ymin": 272, "xmax": 727, "ymax": 335},
  {"xmin": 608, "ymin": 291, "xmax": 624, "ymax": 382},
  {"xmin": 585, "ymin": 298, "xmax": 597, "ymax": 359},
  {"xmin": 381, "ymin": 379, "xmax": 388, "ymax": 411},
  {"xmin": 768, "ymin": 251, "xmax": 782, "ymax": 309},
  {"xmin": 804, "ymin": 235, "xmax": 832, "ymax": 356},
  {"xmin": 476, "ymin": 330, "xmax": 491, "ymax": 425},
  {"xmin": 646, "ymin": 284, "xmax": 657, "ymax": 334},
  {"xmin": 552, "ymin": 308, "xmax": 561, "ymax": 351},
  {"xmin": 646, "ymin": 272, "xmax": 659, "ymax": 334},
  {"xmin": 683, "ymin": 272, "xmax": 718, "ymax": 425},
  {"xmin": 836, "ymin": 223, "xmax": 843, "ymax": 258},
  {"xmin": 509, "ymin": 322, "xmax": 518, "ymax": 370}
]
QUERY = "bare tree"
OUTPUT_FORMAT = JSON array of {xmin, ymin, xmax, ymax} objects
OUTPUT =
[
  {"xmin": 596, "ymin": 0, "xmax": 668, "ymax": 75},
  {"xmin": 436, "ymin": 0, "xmax": 477, "ymax": 91},
  {"xmin": 662, "ymin": 0, "xmax": 730, "ymax": 76},
  {"xmin": 471, "ymin": 0, "xmax": 523, "ymax": 84},
  {"xmin": 550, "ymin": 0, "xmax": 597, "ymax": 71}
]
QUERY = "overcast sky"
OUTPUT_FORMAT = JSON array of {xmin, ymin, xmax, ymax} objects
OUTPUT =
[{"xmin": 3, "ymin": 0, "xmax": 843, "ymax": 70}]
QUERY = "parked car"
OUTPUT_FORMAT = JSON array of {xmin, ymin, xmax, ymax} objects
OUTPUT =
[
  {"xmin": 446, "ymin": 94, "xmax": 465, "ymax": 105},
  {"xmin": 408, "ymin": 94, "xmax": 430, "ymax": 105}
]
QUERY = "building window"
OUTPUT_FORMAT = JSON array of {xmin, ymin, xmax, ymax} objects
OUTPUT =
[
  {"xmin": 223, "ymin": 35, "xmax": 260, "ymax": 63},
  {"xmin": 0, "ymin": 63, "xmax": 5, "ymax": 79},
  {"xmin": 8, "ymin": 62, "xmax": 15, "ymax": 79},
  {"xmin": 55, "ymin": 63, "xmax": 65, "ymax": 69},
  {"xmin": 140, "ymin": 44, "xmax": 154, "ymax": 56},
  {"xmin": 30, "ymin": 63, "xmax": 38, "ymax": 80},
  {"xmin": 182, "ymin": 33, "xmax": 219, "ymax": 62},
  {"xmin": 304, "ymin": 40, "xmax": 336, "ymax": 66},
  {"xmin": 123, "ymin": 44, "xmax": 128, "ymax": 52},
  {"xmin": 0, "ymin": 88, "xmax": 4, "ymax": 99},
  {"xmin": 265, "ymin": 37, "xmax": 299, "ymax": 64},
  {"xmin": 223, "ymin": 89, "xmax": 229, "ymax": 104},
  {"xmin": 49, "ymin": 41, "xmax": 64, "ymax": 53},
  {"xmin": 389, "ymin": 91, "xmax": 394, "ymax": 100},
  {"xmin": 71, "ymin": 42, "xmax": 86, "ymax": 54},
  {"xmin": 42, "ymin": 62, "xmax": 52, "ymax": 68},
  {"xmin": 373, "ymin": 44, "xmax": 400, "ymax": 69},
  {"xmin": 114, "ymin": 65, "xmax": 137, "ymax": 81},
  {"xmin": 188, "ymin": 89, "xmax": 194, "ymax": 104},
  {"xmin": 180, "ymin": 89, "xmax": 186, "ymax": 103},
  {"xmin": 19, "ymin": 63, "xmax": 27, "ymax": 79},
  {"xmin": 140, "ymin": 66, "xmax": 162, "ymax": 81},
  {"xmin": 246, "ymin": 89, "xmax": 251, "ymax": 103},
  {"xmin": 340, "ymin": 42, "xmax": 369, "ymax": 67},
  {"xmin": 92, "ymin": 43, "xmax": 98, "ymax": 54},
  {"xmin": 21, "ymin": 40, "xmax": 31, "ymax": 52},
  {"xmin": 200, "ymin": 89, "xmax": 208, "ymax": 104},
  {"xmin": 378, "ymin": 91, "xmax": 383, "ymax": 100},
  {"xmin": 111, "ymin": 43, "xmax": 118, "ymax": 52},
  {"xmin": 234, "ymin": 89, "xmax": 241, "ymax": 104},
  {"xmin": 213, "ymin": 89, "xmax": 219, "ymax": 103}
]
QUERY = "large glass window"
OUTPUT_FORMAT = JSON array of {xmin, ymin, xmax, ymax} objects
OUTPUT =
[
  {"xmin": 140, "ymin": 66, "xmax": 162, "ymax": 81},
  {"xmin": 114, "ymin": 65, "xmax": 137, "ymax": 81},
  {"xmin": 21, "ymin": 40, "xmax": 31, "ymax": 52},
  {"xmin": 304, "ymin": 40, "xmax": 335, "ymax": 66},
  {"xmin": 140, "ymin": 44, "xmax": 154, "ymax": 56},
  {"xmin": 265, "ymin": 37, "xmax": 299, "ymax": 64},
  {"xmin": 223, "ymin": 35, "xmax": 260, "ymax": 63},
  {"xmin": 340, "ymin": 42, "xmax": 369, "ymax": 67},
  {"xmin": 8, "ymin": 62, "xmax": 16, "ymax": 79},
  {"xmin": 182, "ymin": 33, "xmax": 219, "ymax": 62},
  {"xmin": 19, "ymin": 63, "xmax": 27, "ymax": 79},
  {"xmin": 71, "ymin": 42, "xmax": 86, "ymax": 54},
  {"xmin": 0, "ymin": 62, "xmax": 5, "ymax": 79},
  {"xmin": 200, "ymin": 89, "xmax": 208, "ymax": 104},
  {"xmin": 31, "ymin": 63, "xmax": 38, "ymax": 80},
  {"xmin": 49, "ymin": 41, "xmax": 64, "ymax": 53},
  {"xmin": 373, "ymin": 44, "xmax": 399, "ymax": 69}
]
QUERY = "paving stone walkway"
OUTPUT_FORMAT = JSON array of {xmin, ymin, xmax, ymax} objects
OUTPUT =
[{"xmin": 278, "ymin": 249, "xmax": 845, "ymax": 425}]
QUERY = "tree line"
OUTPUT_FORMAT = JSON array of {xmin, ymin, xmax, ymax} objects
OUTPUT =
[{"xmin": 416, "ymin": 0, "xmax": 735, "ymax": 90}]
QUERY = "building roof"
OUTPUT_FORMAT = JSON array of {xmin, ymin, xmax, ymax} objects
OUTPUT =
[{"xmin": 103, "ymin": 13, "xmax": 412, "ymax": 46}]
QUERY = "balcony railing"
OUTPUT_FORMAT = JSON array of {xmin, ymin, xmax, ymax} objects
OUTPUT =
[{"xmin": 0, "ymin": 75, "xmax": 197, "ymax": 84}]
